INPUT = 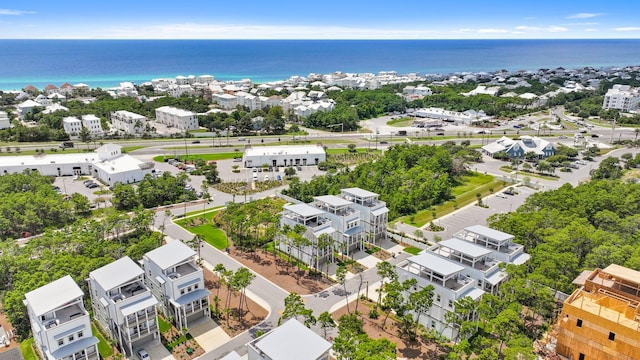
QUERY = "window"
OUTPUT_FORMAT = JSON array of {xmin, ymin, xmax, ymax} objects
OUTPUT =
[
  {"xmin": 609, "ymin": 332, "xmax": 615, "ymax": 341},
  {"xmin": 448, "ymin": 300, "xmax": 453, "ymax": 308},
  {"xmin": 436, "ymin": 294, "xmax": 441, "ymax": 302},
  {"xmin": 187, "ymin": 286, "xmax": 192, "ymax": 292},
  {"xmin": 578, "ymin": 353, "xmax": 585, "ymax": 360},
  {"xmin": 194, "ymin": 284, "xmax": 199, "ymax": 289},
  {"xmin": 477, "ymin": 279, "xmax": 482, "ymax": 287},
  {"xmin": 180, "ymin": 289, "xmax": 185, "ymax": 295},
  {"xmin": 576, "ymin": 319, "xmax": 582, "ymax": 327},
  {"xmin": 68, "ymin": 335, "xmax": 74, "ymax": 342},
  {"xmin": 431, "ymin": 320, "xmax": 436, "ymax": 328},
  {"xmin": 58, "ymin": 339, "xmax": 64, "ymax": 346},
  {"xmin": 78, "ymin": 331, "xmax": 84, "ymax": 338}
]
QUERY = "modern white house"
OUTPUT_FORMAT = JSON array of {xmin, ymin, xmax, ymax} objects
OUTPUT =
[
  {"xmin": 247, "ymin": 319, "xmax": 331, "ymax": 360},
  {"xmin": 154, "ymin": 106, "xmax": 199, "ymax": 131},
  {"xmin": 142, "ymin": 241, "xmax": 210, "ymax": 330},
  {"xmin": 81, "ymin": 115, "xmax": 104, "ymax": 136},
  {"xmin": 62, "ymin": 117, "xmax": 83, "ymax": 136},
  {"xmin": 0, "ymin": 144, "xmax": 155, "ymax": 185},
  {"xmin": 110, "ymin": 111, "xmax": 147, "ymax": 136},
  {"xmin": 24, "ymin": 275, "xmax": 100, "ymax": 360},
  {"xmin": 603, "ymin": 84, "xmax": 640, "ymax": 112},
  {"xmin": 279, "ymin": 203, "xmax": 336, "ymax": 269},
  {"xmin": 312, "ymin": 195, "xmax": 363, "ymax": 257},
  {"xmin": 242, "ymin": 144, "xmax": 326, "ymax": 168},
  {"xmin": 213, "ymin": 93, "xmax": 238, "ymax": 110},
  {"xmin": 338, "ymin": 188, "xmax": 388, "ymax": 244},
  {"xmin": 481, "ymin": 135, "xmax": 555, "ymax": 159},
  {"xmin": 17, "ymin": 100, "xmax": 45, "ymax": 119},
  {"xmin": 88, "ymin": 257, "xmax": 159, "ymax": 357},
  {"xmin": 396, "ymin": 225, "xmax": 529, "ymax": 340},
  {"xmin": 0, "ymin": 111, "xmax": 11, "ymax": 129}
]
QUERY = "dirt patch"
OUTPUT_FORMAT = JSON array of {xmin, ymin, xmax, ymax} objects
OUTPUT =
[
  {"xmin": 0, "ymin": 307, "xmax": 19, "ymax": 352},
  {"xmin": 227, "ymin": 248, "xmax": 334, "ymax": 295},
  {"xmin": 332, "ymin": 299, "xmax": 449, "ymax": 360},
  {"xmin": 203, "ymin": 267, "xmax": 268, "ymax": 337}
]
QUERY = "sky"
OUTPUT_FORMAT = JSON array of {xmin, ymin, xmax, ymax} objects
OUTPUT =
[{"xmin": 1, "ymin": 0, "xmax": 639, "ymax": 40}]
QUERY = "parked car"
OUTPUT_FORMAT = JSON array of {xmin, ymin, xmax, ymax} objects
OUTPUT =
[
  {"xmin": 496, "ymin": 193, "xmax": 508, "ymax": 199},
  {"xmin": 233, "ymin": 157, "xmax": 242, "ymax": 162},
  {"xmin": 137, "ymin": 349, "xmax": 150, "ymax": 360},
  {"xmin": 296, "ymin": 166, "xmax": 302, "ymax": 171},
  {"xmin": 264, "ymin": 175, "xmax": 270, "ymax": 181},
  {"xmin": 88, "ymin": 183, "xmax": 99, "ymax": 189}
]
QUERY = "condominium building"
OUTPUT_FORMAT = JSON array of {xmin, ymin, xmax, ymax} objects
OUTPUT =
[
  {"xmin": 397, "ymin": 225, "xmax": 529, "ymax": 340},
  {"xmin": 556, "ymin": 264, "xmax": 640, "ymax": 360},
  {"xmin": 81, "ymin": 115, "xmax": 104, "ymax": 136},
  {"xmin": 24, "ymin": 276, "xmax": 99, "ymax": 360},
  {"xmin": 142, "ymin": 241, "xmax": 210, "ymax": 330},
  {"xmin": 110, "ymin": 111, "xmax": 147, "ymax": 136},
  {"xmin": 154, "ymin": 106, "xmax": 199, "ymax": 131},
  {"xmin": 247, "ymin": 319, "xmax": 331, "ymax": 360},
  {"xmin": 0, "ymin": 111, "xmax": 10, "ymax": 130},
  {"xmin": 62, "ymin": 117, "xmax": 82, "ymax": 136},
  {"xmin": 603, "ymin": 84, "xmax": 640, "ymax": 112},
  {"xmin": 88, "ymin": 257, "xmax": 159, "ymax": 356}
]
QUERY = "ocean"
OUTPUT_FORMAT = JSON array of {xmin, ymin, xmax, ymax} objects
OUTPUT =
[{"xmin": 1, "ymin": 39, "xmax": 640, "ymax": 91}]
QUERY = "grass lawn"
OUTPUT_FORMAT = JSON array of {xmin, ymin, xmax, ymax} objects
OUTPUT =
[
  {"xmin": 181, "ymin": 206, "xmax": 224, "ymax": 218},
  {"xmin": 326, "ymin": 148, "xmax": 381, "ymax": 155},
  {"xmin": 176, "ymin": 210, "xmax": 229, "ymax": 250},
  {"xmin": 121, "ymin": 146, "xmax": 147, "ymax": 153},
  {"xmin": 386, "ymin": 118, "xmax": 414, "ymax": 127},
  {"xmin": 92, "ymin": 323, "xmax": 113, "ymax": 359},
  {"xmin": 396, "ymin": 172, "xmax": 508, "ymax": 227},
  {"xmin": 20, "ymin": 338, "xmax": 37, "ymax": 360},
  {"xmin": 158, "ymin": 316, "xmax": 172, "ymax": 333},
  {"xmin": 153, "ymin": 152, "xmax": 240, "ymax": 162},
  {"xmin": 403, "ymin": 246, "xmax": 422, "ymax": 255}
]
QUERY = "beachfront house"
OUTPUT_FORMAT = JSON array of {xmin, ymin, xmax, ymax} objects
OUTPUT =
[
  {"xmin": 88, "ymin": 257, "xmax": 159, "ymax": 356},
  {"xmin": 24, "ymin": 276, "xmax": 100, "ymax": 360},
  {"xmin": 247, "ymin": 319, "xmax": 331, "ymax": 360}
]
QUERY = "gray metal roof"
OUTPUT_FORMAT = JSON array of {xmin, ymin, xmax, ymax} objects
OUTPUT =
[
  {"xmin": 314, "ymin": 195, "xmax": 352, "ymax": 207},
  {"xmin": 409, "ymin": 252, "xmax": 464, "ymax": 277},
  {"xmin": 90, "ymin": 256, "xmax": 143, "ymax": 291},
  {"xmin": 341, "ymin": 187, "xmax": 378, "ymax": 198},
  {"xmin": 119, "ymin": 295, "xmax": 158, "ymax": 317},
  {"xmin": 254, "ymin": 319, "xmax": 331, "ymax": 360},
  {"xmin": 284, "ymin": 203, "xmax": 325, "ymax": 218},
  {"xmin": 464, "ymin": 225, "xmax": 513, "ymax": 242},
  {"xmin": 438, "ymin": 238, "xmax": 492, "ymax": 259},
  {"xmin": 459, "ymin": 287, "xmax": 485, "ymax": 301},
  {"xmin": 145, "ymin": 241, "xmax": 195, "ymax": 270},
  {"xmin": 24, "ymin": 275, "xmax": 84, "ymax": 316}
]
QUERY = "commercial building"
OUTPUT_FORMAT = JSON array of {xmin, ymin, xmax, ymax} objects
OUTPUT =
[
  {"xmin": 247, "ymin": 319, "xmax": 331, "ymax": 360},
  {"xmin": 88, "ymin": 257, "xmax": 159, "ymax": 357},
  {"xmin": 154, "ymin": 106, "xmax": 199, "ymax": 131},
  {"xmin": 110, "ymin": 111, "xmax": 147, "ymax": 136},
  {"xmin": 142, "ymin": 241, "xmax": 210, "ymax": 330},
  {"xmin": 603, "ymin": 84, "xmax": 640, "ymax": 112},
  {"xmin": 0, "ymin": 144, "xmax": 155, "ymax": 185},
  {"xmin": 24, "ymin": 275, "xmax": 100, "ymax": 360},
  {"xmin": 481, "ymin": 135, "xmax": 555, "ymax": 159},
  {"xmin": 556, "ymin": 264, "xmax": 640, "ymax": 360},
  {"xmin": 396, "ymin": 225, "xmax": 529, "ymax": 340},
  {"xmin": 242, "ymin": 144, "xmax": 326, "ymax": 168}
]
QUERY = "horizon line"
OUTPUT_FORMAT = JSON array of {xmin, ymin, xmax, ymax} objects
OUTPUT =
[{"xmin": 1, "ymin": 37, "xmax": 639, "ymax": 41}]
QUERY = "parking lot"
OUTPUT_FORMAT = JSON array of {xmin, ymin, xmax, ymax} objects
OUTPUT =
[{"xmin": 53, "ymin": 175, "xmax": 112, "ymax": 206}]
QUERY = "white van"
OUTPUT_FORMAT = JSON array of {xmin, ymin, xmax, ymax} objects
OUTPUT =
[{"xmin": 252, "ymin": 173, "xmax": 258, "ymax": 181}]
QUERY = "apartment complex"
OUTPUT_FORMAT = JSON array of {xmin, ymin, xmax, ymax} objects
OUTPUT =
[
  {"xmin": 247, "ymin": 319, "xmax": 331, "ymax": 360},
  {"xmin": 603, "ymin": 84, "xmax": 640, "ymax": 112},
  {"xmin": 62, "ymin": 117, "xmax": 82, "ymax": 136},
  {"xmin": 142, "ymin": 241, "xmax": 210, "ymax": 330},
  {"xmin": 81, "ymin": 115, "xmax": 103, "ymax": 136},
  {"xmin": 154, "ymin": 106, "xmax": 199, "ymax": 131},
  {"xmin": 23, "ymin": 276, "xmax": 100, "ymax": 360},
  {"xmin": 88, "ymin": 257, "xmax": 159, "ymax": 356},
  {"xmin": 110, "ymin": 110, "xmax": 147, "ymax": 136},
  {"xmin": 556, "ymin": 264, "xmax": 640, "ymax": 360},
  {"xmin": 396, "ymin": 225, "xmax": 529, "ymax": 340}
]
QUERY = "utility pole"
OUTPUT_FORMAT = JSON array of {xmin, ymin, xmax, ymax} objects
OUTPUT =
[{"xmin": 609, "ymin": 114, "xmax": 617, "ymax": 145}]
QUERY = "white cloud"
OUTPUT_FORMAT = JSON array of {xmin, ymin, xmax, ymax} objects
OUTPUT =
[
  {"xmin": 566, "ymin": 13, "xmax": 603, "ymax": 19},
  {"xmin": 477, "ymin": 28, "xmax": 509, "ymax": 34},
  {"xmin": 584, "ymin": 28, "xmax": 598, "ymax": 32},
  {"xmin": 514, "ymin": 25, "xmax": 567, "ymax": 33},
  {"xmin": 515, "ymin": 26, "xmax": 541, "ymax": 32},
  {"xmin": 0, "ymin": 9, "xmax": 35, "ymax": 15},
  {"xmin": 615, "ymin": 27, "xmax": 640, "ymax": 32},
  {"xmin": 548, "ymin": 26, "xmax": 568, "ymax": 33},
  {"xmin": 453, "ymin": 28, "xmax": 473, "ymax": 33},
  {"xmin": 562, "ymin": 22, "xmax": 598, "ymax": 26}
]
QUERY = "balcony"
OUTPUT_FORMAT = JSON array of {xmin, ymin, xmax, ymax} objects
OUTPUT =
[
  {"xmin": 109, "ymin": 281, "xmax": 147, "ymax": 303},
  {"xmin": 42, "ymin": 303, "xmax": 86, "ymax": 329},
  {"xmin": 166, "ymin": 262, "xmax": 199, "ymax": 280}
]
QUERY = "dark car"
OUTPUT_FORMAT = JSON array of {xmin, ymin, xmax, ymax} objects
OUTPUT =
[
  {"xmin": 192, "ymin": 140, "xmax": 201, "ymax": 144},
  {"xmin": 591, "ymin": 134, "xmax": 600, "ymax": 138},
  {"xmin": 436, "ymin": 132, "xmax": 445, "ymax": 136},
  {"xmin": 379, "ymin": 140, "xmax": 388, "ymax": 144}
]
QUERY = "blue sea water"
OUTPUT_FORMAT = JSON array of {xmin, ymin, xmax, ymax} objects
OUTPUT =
[{"xmin": 1, "ymin": 39, "xmax": 640, "ymax": 91}]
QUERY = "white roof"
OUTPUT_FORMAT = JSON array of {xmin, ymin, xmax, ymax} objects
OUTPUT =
[
  {"xmin": 459, "ymin": 287, "xmax": 485, "ymax": 301},
  {"xmin": 0, "ymin": 152, "xmax": 100, "ymax": 167},
  {"xmin": 409, "ymin": 252, "xmax": 464, "ymax": 277},
  {"xmin": 464, "ymin": 225, "xmax": 513, "ymax": 242},
  {"xmin": 341, "ymin": 187, "xmax": 378, "ymax": 199},
  {"xmin": 244, "ymin": 145, "xmax": 325, "ymax": 158},
  {"xmin": 314, "ymin": 195, "xmax": 353, "ymax": 208},
  {"xmin": 284, "ymin": 203, "xmax": 325, "ymax": 218},
  {"xmin": 18, "ymin": 99, "xmax": 43, "ymax": 108},
  {"xmin": 93, "ymin": 155, "xmax": 150, "ymax": 175},
  {"xmin": 219, "ymin": 351, "xmax": 242, "ymax": 360},
  {"xmin": 89, "ymin": 256, "xmax": 143, "ymax": 291},
  {"xmin": 155, "ymin": 106, "xmax": 195, "ymax": 117},
  {"xmin": 145, "ymin": 241, "xmax": 195, "ymax": 270},
  {"xmin": 119, "ymin": 295, "xmax": 158, "ymax": 316},
  {"xmin": 438, "ymin": 238, "xmax": 492, "ymax": 258},
  {"xmin": 253, "ymin": 319, "xmax": 331, "ymax": 360},
  {"xmin": 24, "ymin": 275, "xmax": 83, "ymax": 316}
]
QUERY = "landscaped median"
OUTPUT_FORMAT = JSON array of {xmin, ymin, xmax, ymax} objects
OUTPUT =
[{"xmin": 174, "ymin": 209, "xmax": 229, "ymax": 250}]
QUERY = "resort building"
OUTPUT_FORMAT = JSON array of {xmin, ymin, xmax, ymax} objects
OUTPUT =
[
  {"xmin": 603, "ymin": 84, "xmax": 640, "ymax": 112},
  {"xmin": 555, "ymin": 264, "xmax": 640, "ymax": 360},
  {"xmin": 242, "ymin": 144, "xmax": 326, "ymax": 168},
  {"xmin": 88, "ymin": 257, "xmax": 159, "ymax": 357},
  {"xmin": 81, "ymin": 115, "xmax": 104, "ymax": 136},
  {"xmin": 396, "ymin": 225, "xmax": 529, "ymax": 340},
  {"xmin": 481, "ymin": 135, "xmax": 555, "ymax": 159},
  {"xmin": 247, "ymin": 319, "xmax": 331, "ymax": 360},
  {"xmin": 23, "ymin": 275, "xmax": 100, "ymax": 360},
  {"xmin": 154, "ymin": 106, "xmax": 199, "ymax": 131},
  {"xmin": 110, "ymin": 111, "xmax": 147, "ymax": 136},
  {"xmin": 62, "ymin": 117, "xmax": 82, "ymax": 136},
  {"xmin": 142, "ymin": 241, "xmax": 211, "ymax": 330}
]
